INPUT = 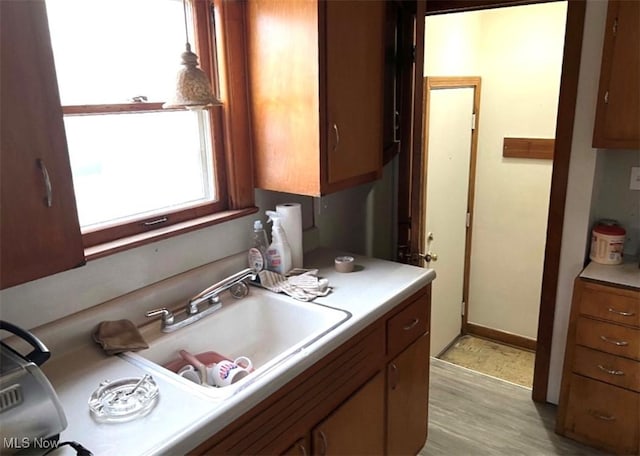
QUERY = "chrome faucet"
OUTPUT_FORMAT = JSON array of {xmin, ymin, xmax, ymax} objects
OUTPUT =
[
  {"xmin": 188, "ymin": 268, "xmax": 256, "ymax": 309},
  {"xmin": 146, "ymin": 268, "xmax": 256, "ymax": 333}
]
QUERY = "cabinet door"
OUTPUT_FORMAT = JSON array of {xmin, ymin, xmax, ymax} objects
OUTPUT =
[
  {"xmin": 312, "ymin": 371, "xmax": 384, "ymax": 455},
  {"xmin": 281, "ymin": 436, "xmax": 310, "ymax": 456},
  {"xmin": 0, "ymin": 0, "xmax": 84, "ymax": 289},
  {"xmin": 324, "ymin": 0, "xmax": 384, "ymax": 189},
  {"xmin": 565, "ymin": 374, "xmax": 639, "ymax": 454},
  {"xmin": 592, "ymin": 0, "xmax": 640, "ymax": 149},
  {"xmin": 387, "ymin": 333, "xmax": 430, "ymax": 455}
]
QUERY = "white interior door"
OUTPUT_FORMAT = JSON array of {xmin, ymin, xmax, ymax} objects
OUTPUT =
[{"xmin": 425, "ymin": 86, "xmax": 474, "ymax": 356}]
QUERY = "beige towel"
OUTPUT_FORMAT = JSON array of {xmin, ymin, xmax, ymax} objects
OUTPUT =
[
  {"xmin": 93, "ymin": 319, "xmax": 149, "ymax": 355},
  {"xmin": 258, "ymin": 269, "xmax": 331, "ymax": 301}
]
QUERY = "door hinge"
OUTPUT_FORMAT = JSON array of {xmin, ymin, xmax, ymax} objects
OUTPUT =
[
  {"xmin": 466, "ymin": 212, "xmax": 471, "ymax": 228},
  {"xmin": 461, "ymin": 301, "xmax": 465, "ymax": 316},
  {"xmin": 471, "ymin": 113, "xmax": 476, "ymax": 130},
  {"xmin": 613, "ymin": 17, "xmax": 618, "ymax": 35}
]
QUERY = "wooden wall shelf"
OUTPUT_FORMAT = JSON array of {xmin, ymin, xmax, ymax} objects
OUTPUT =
[{"xmin": 503, "ymin": 137, "xmax": 555, "ymax": 160}]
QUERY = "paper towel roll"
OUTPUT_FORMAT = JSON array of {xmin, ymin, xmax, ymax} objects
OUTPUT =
[{"xmin": 276, "ymin": 203, "xmax": 303, "ymax": 269}]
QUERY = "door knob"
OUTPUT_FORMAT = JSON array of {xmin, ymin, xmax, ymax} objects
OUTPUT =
[
  {"xmin": 421, "ymin": 251, "xmax": 438, "ymax": 262},
  {"xmin": 410, "ymin": 251, "xmax": 438, "ymax": 263}
]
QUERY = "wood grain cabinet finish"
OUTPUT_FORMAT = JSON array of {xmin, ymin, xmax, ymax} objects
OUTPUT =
[
  {"xmin": 190, "ymin": 284, "xmax": 431, "ymax": 455},
  {"xmin": 592, "ymin": 0, "xmax": 640, "ymax": 149},
  {"xmin": 573, "ymin": 346, "xmax": 640, "ymax": 392},
  {"xmin": 281, "ymin": 437, "xmax": 310, "ymax": 456},
  {"xmin": 565, "ymin": 374, "xmax": 639, "ymax": 454},
  {"xmin": 312, "ymin": 372, "xmax": 385, "ymax": 455},
  {"xmin": 580, "ymin": 282, "xmax": 640, "ymax": 327},
  {"xmin": 387, "ymin": 292, "xmax": 430, "ymax": 358},
  {"xmin": 557, "ymin": 278, "xmax": 640, "ymax": 455},
  {"xmin": 387, "ymin": 333, "xmax": 430, "ymax": 456},
  {"xmin": 0, "ymin": 0, "xmax": 85, "ymax": 289},
  {"xmin": 246, "ymin": 0, "xmax": 385, "ymax": 196},
  {"xmin": 575, "ymin": 317, "xmax": 639, "ymax": 361}
]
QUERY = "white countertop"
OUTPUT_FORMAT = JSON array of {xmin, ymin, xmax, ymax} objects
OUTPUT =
[
  {"xmin": 580, "ymin": 257, "xmax": 640, "ymax": 289},
  {"xmin": 40, "ymin": 249, "xmax": 435, "ymax": 455}
]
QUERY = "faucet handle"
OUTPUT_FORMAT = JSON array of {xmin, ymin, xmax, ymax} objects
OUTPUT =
[
  {"xmin": 186, "ymin": 300, "xmax": 199, "ymax": 315},
  {"xmin": 229, "ymin": 281, "xmax": 250, "ymax": 299},
  {"xmin": 146, "ymin": 308, "xmax": 174, "ymax": 325}
]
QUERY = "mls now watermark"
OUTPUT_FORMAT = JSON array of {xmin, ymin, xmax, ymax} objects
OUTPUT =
[{"xmin": 4, "ymin": 437, "xmax": 61, "ymax": 450}]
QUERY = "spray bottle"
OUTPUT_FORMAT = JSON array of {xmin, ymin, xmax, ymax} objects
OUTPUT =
[{"xmin": 265, "ymin": 210, "xmax": 292, "ymax": 275}]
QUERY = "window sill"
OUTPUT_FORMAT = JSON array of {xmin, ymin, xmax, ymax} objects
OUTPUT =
[{"xmin": 84, "ymin": 207, "xmax": 259, "ymax": 261}]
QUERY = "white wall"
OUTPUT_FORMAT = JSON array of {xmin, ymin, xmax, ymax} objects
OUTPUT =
[
  {"xmin": 424, "ymin": 11, "xmax": 482, "ymax": 75},
  {"xmin": 254, "ymin": 190, "xmax": 314, "ymax": 231},
  {"xmin": 0, "ymin": 164, "xmax": 396, "ymax": 333},
  {"xmin": 316, "ymin": 159, "xmax": 397, "ymax": 260},
  {"xmin": 426, "ymin": 0, "xmax": 630, "ymax": 405},
  {"xmin": 0, "ymin": 215, "xmax": 256, "ymax": 330},
  {"xmin": 590, "ymin": 149, "xmax": 640, "ymax": 256},
  {"xmin": 425, "ymin": 2, "xmax": 566, "ymax": 340},
  {"xmin": 257, "ymin": 158, "xmax": 398, "ymax": 261},
  {"xmin": 547, "ymin": 0, "xmax": 607, "ymax": 404}
]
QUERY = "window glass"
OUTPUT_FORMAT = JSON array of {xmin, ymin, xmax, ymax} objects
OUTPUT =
[
  {"xmin": 45, "ymin": 0, "xmax": 220, "ymax": 236},
  {"xmin": 46, "ymin": 0, "xmax": 190, "ymax": 105},
  {"xmin": 64, "ymin": 111, "xmax": 215, "ymax": 228}
]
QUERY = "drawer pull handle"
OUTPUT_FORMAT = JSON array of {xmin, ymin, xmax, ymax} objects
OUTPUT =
[
  {"xmin": 297, "ymin": 443, "xmax": 307, "ymax": 456},
  {"xmin": 332, "ymin": 123, "xmax": 340, "ymax": 153},
  {"xmin": 597, "ymin": 364, "xmax": 625, "ymax": 376},
  {"xmin": 37, "ymin": 159, "xmax": 53, "ymax": 207},
  {"xmin": 389, "ymin": 363, "xmax": 399, "ymax": 390},
  {"xmin": 403, "ymin": 318, "xmax": 420, "ymax": 331},
  {"xmin": 607, "ymin": 307, "xmax": 635, "ymax": 317},
  {"xmin": 318, "ymin": 431, "xmax": 328, "ymax": 456},
  {"xmin": 600, "ymin": 335, "xmax": 629, "ymax": 346},
  {"xmin": 588, "ymin": 410, "xmax": 616, "ymax": 421}
]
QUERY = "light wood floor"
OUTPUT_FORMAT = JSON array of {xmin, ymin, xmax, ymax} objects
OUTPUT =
[{"xmin": 421, "ymin": 358, "xmax": 605, "ymax": 456}]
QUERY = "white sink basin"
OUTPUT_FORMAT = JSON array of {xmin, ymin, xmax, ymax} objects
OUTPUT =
[{"xmin": 123, "ymin": 287, "xmax": 350, "ymax": 399}]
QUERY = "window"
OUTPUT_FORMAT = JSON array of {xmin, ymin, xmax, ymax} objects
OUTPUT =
[{"xmin": 45, "ymin": 0, "xmax": 243, "ymax": 249}]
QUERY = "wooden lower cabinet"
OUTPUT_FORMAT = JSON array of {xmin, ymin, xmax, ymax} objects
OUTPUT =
[
  {"xmin": 312, "ymin": 372, "xmax": 385, "ymax": 455},
  {"xmin": 190, "ymin": 284, "xmax": 431, "ymax": 455},
  {"xmin": 557, "ymin": 277, "xmax": 640, "ymax": 455},
  {"xmin": 282, "ymin": 437, "xmax": 310, "ymax": 456},
  {"xmin": 564, "ymin": 374, "xmax": 639, "ymax": 454},
  {"xmin": 387, "ymin": 333, "xmax": 430, "ymax": 455}
]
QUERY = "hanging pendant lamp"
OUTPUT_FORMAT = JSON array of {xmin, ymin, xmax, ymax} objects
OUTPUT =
[{"xmin": 163, "ymin": 0, "xmax": 221, "ymax": 110}]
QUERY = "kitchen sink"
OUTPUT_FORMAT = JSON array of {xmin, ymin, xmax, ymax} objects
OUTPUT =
[{"xmin": 123, "ymin": 287, "xmax": 350, "ymax": 399}]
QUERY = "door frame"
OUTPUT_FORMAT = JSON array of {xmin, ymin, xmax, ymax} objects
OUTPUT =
[
  {"xmin": 402, "ymin": 0, "xmax": 586, "ymax": 403},
  {"xmin": 422, "ymin": 77, "xmax": 481, "ymax": 336}
]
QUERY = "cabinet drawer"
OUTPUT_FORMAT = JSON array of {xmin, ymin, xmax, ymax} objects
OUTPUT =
[
  {"xmin": 581, "ymin": 284, "xmax": 640, "ymax": 328},
  {"xmin": 573, "ymin": 345, "xmax": 640, "ymax": 392},
  {"xmin": 565, "ymin": 374, "xmax": 639, "ymax": 454},
  {"xmin": 576, "ymin": 317, "xmax": 640, "ymax": 361},
  {"xmin": 387, "ymin": 294, "xmax": 429, "ymax": 358}
]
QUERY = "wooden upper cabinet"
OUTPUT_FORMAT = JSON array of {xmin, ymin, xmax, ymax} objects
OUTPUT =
[
  {"xmin": 246, "ymin": 0, "xmax": 385, "ymax": 196},
  {"xmin": 0, "ymin": 0, "xmax": 85, "ymax": 289},
  {"xmin": 592, "ymin": 0, "xmax": 640, "ymax": 149}
]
